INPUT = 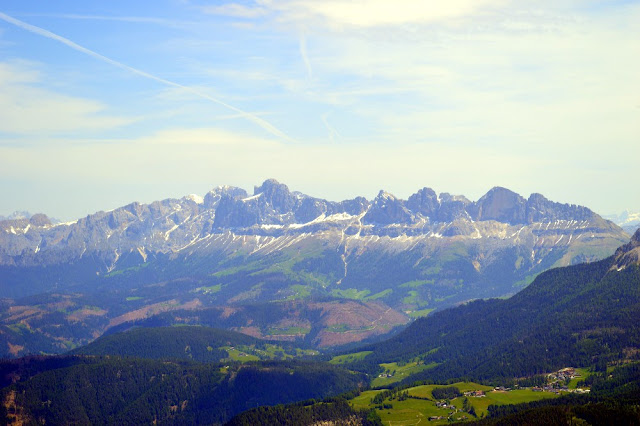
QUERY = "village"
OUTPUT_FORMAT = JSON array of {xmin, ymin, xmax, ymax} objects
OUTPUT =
[{"xmin": 424, "ymin": 367, "xmax": 591, "ymax": 422}]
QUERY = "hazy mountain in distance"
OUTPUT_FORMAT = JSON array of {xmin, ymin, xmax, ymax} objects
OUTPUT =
[
  {"xmin": 604, "ymin": 210, "xmax": 640, "ymax": 234},
  {"xmin": 0, "ymin": 211, "xmax": 32, "ymax": 221}
]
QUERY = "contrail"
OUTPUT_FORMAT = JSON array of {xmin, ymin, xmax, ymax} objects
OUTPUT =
[{"xmin": 0, "ymin": 12, "xmax": 293, "ymax": 142}]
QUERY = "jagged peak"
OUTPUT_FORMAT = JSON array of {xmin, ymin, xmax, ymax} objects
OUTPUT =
[
  {"xmin": 375, "ymin": 190, "xmax": 398, "ymax": 201},
  {"xmin": 527, "ymin": 192, "xmax": 548, "ymax": 202},
  {"xmin": 204, "ymin": 185, "xmax": 247, "ymax": 208},
  {"xmin": 254, "ymin": 178, "xmax": 288, "ymax": 195},
  {"xmin": 477, "ymin": 186, "xmax": 526, "ymax": 203},
  {"xmin": 439, "ymin": 192, "xmax": 471, "ymax": 204},
  {"xmin": 29, "ymin": 213, "xmax": 52, "ymax": 227},
  {"xmin": 411, "ymin": 187, "xmax": 437, "ymax": 197}
]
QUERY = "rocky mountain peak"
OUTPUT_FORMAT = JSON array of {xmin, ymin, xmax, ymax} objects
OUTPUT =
[
  {"xmin": 436, "ymin": 193, "xmax": 472, "ymax": 222},
  {"xmin": 253, "ymin": 179, "xmax": 297, "ymax": 213},
  {"xmin": 362, "ymin": 190, "xmax": 413, "ymax": 225},
  {"xmin": 526, "ymin": 193, "xmax": 594, "ymax": 223},
  {"xmin": 475, "ymin": 186, "xmax": 527, "ymax": 224},
  {"xmin": 204, "ymin": 185, "xmax": 247, "ymax": 208},
  {"xmin": 406, "ymin": 187, "xmax": 438, "ymax": 217},
  {"xmin": 29, "ymin": 214, "xmax": 52, "ymax": 227}
]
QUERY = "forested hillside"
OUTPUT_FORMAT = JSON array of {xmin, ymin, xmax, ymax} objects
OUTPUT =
[
  {"xmin": 347, "ymin": 231, "xmax": 640, "ymax": 382},
  {"xmin": 0, "ymin": 356, "xmax": 365, "ymax": 425},
  {"xmin": 70, "ymin": 326, "xmax": 311, "ymax": 362}
]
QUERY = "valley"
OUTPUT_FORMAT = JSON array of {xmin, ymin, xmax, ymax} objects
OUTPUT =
[
  {"xmin": 2, "ymin": 1, "xmax": 638, "ymax": 423},
  {"xmin": 0, "ymin": 180, "xmax": 630, "ymax": 358},
  {"xmin": 0, "ymin": 229, "xmax": 638, "ymax": 425}
]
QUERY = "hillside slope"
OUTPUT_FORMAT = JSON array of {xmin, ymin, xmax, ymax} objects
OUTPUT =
[
  {"xmin": 0, "ymin": 180, "xmax": 628, "ymax": 357},
  {"xmin": 0, "ymin": 356, "xmax": 365, "ymax": 425},
  {"xmin": 353, "ymin": 229, "xmax": 640, "ymax": 382}
]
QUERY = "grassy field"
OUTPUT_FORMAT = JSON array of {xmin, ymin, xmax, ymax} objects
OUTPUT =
[
  {"xmin": 408, "ymin": 308, "xmax": 435, "ymax": 318},
  {"xmin": 568, "ymin": 368, "xmax": 592, "ymax": 389},
  {"xmin": 221, "ymin": 346, "xmax": 260, "ymax": 362},
  {"xmin": 194, "ymin": 284, "xmax": 221, "ymax": 294},
  {"xmin": 220, "ymin": 343, "xmax": 318, "ymax": 361},
  {"xmin": 350, "ymin": 382, "xmax": 561, "ymax": 425},
  {"xmin": 371, "ymin": 362, "xmax": 437, "ymax": 387},
  {"xmin": 265, "ymin": 326, "xmax": 311, "ymax": 336},
  {"xmin": 331, "ymin": 288, "xmax": 370, "ymax": 300},
  {"xmin": 329, "ymin": 351, "xmax": 373, "ymax": 365}
]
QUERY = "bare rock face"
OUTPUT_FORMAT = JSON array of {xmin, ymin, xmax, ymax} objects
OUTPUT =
[
  {"xmin": 406, "ymin": 187, "xmax": 439, "ymax": 218},
  {"xmin": 0, "ymin": 179, "xmax": 624, "ymax": 271},
  {"xmin": 474, "ymin": 187, "xmax": 527, "ymax": 224},
  {"xmin": 436, "ymin": 193, "xmax": 472, "ymax": 222},
  {"xmin": 362, "ymin": 191, "xmax": 413, "ymax": 225},
  {"xmin": 526, "ymin": 193, "xmax": 594, "ymax": 223}
]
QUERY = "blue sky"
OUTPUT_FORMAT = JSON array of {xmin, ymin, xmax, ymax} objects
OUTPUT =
[{"xmin": 1, "ymin": 0, "xmax": 638, "ymax": 220}]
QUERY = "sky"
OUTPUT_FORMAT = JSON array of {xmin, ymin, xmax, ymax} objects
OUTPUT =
[{"xmin": 0, "ymin": 0, "xmax": 638, "ymax": 221}]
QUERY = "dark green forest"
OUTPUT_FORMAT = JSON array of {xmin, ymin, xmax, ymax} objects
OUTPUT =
[
  {"xmin": 0, "ymin": 356, "xmax": 365, "ymax": 425},
  {"xmin": 225, "ymin": 397, "xmax": 382, "ymax": 426},
  {"xmin": 1, "ymin": 238, "xmax": 639, "ymax": 424},
  {"xmin": 347, "ymin": 257, "xmax": 640, "ymax": 383},
  {"xmin": 72, "ymin": 325, "xmax": 285, "ymax": 362}
]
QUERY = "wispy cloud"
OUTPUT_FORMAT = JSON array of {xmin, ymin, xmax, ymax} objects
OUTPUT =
[
  {"xmin": 281, "ymin": 0, "xmax": 506, "ymax": 28},
  {"xmin": 299, "ymin": 32, "xmax": 313, "ymax": 80},
  {"xmin": 321, "ymin": 112, "xmax": 341, "ymax": 143},
  {"xmin": 17, "ymin": 13, "xmax": 189, "ymax": 27},
  {"xmin": 0, "ymin": 11, "xmax": 293, "ymax": 142},
  {"xmin": 0, "ymin": 62, "xmax": 134, "ymax": 135},
  {"xmin": 202, "ymin": 3, "xmax": 269, "ymax": 19},
  {"xmin": 203, "ymin": 0, "xmax": 506, "ymax": 28}
]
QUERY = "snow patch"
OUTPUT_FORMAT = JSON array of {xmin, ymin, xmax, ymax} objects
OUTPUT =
[
  {"xmin": 185, "ymin": 194, "xmax": 204, "ymax": 204},
  {"xmin": 242, "ymin": 193, "xmax": 263, "ymax": 202},
  {"xmin": 261, "ymin": 224, "xmax": 284, "ymax": 230}
]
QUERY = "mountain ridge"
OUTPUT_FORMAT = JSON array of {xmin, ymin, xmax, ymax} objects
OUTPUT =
[
  {"xmin": 0, "ymin": 180, "xmax": 629, "ymax": 357},
  {"xmin": 0, "ymin": 179, "xmax": 623, "ymax": 269}
]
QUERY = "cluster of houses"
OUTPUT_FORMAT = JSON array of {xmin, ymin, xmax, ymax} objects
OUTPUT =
[
  {"xmin": 528, "ymin": 367, "xmax": 589, "ymax": 394},
  {"xmin": 463, "ymin": 390, "xmax": 486, "ymax": 397},
  {"xmin": 434, "ymin": 401, "xmax": 456, "ymax": 409},
  {"xmin": 548, "ymin": 367, "xmax": 579, "ymax": 382}
]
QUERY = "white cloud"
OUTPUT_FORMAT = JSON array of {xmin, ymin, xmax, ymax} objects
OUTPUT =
[
  {"xmin": 204, "ymin": 0, "xmax": 507, "ymax": 28},
  {"xmin": 202, "ymin": 3, "xmax": 270, "ymax": 19},
  {"xmin": 0, "ymin": 62, "xmax": 134, "ymax": 135},
  {"xmin": 281, "ymin": 0, "xmax": 507, "ymax": 28}
]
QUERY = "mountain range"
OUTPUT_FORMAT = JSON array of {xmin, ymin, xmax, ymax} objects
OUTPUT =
[{"xmin": 0, "ymin": 180, "xmax": 629, "ymax": 357}]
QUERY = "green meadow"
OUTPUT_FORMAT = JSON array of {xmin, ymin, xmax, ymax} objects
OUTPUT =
[
  {"xmin": 350, "ymin": 382, "xmax": 560, "ymax": 425},
  {"xmin": 371, "ymin": 361, "xmax": 437, "ymax": 387},
  {"xmin": 329, "ymin": 351, "xmax": 373, "ymax": 365}
]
